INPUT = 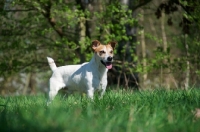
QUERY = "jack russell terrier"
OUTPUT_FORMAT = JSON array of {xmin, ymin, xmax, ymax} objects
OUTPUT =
[{"xmin": 47, "ymin": 40, "xmax": 116, "ymax": 105}]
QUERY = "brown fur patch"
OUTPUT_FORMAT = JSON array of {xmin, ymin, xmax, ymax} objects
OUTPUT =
[
  {"xmin": 94, "ymin": 44, "xmax": 106, "ymax": 52},
  {"xmin": 94, "ymin": 44, "xmax": 113, "ymax": 52},
  {"xmin": 93, "ymin": 44, "xmax": 114, "ymax": 58},
  {"xmin": 105, "ymin": 44, "xmax": 113, "ymax": 50}
]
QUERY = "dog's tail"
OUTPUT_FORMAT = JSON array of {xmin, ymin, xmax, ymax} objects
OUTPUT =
[{"xmin": 47, "ymin": 57, "xmax": 57, "ymax": 71}]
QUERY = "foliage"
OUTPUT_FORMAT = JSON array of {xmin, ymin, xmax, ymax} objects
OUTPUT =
[
  {"xmin": 1, "ymin": 0, "xmax": 200, "ymax": 92},
  {"xmin": 0, "ymin": 0, "xmax": 142, "ymax": 93},
  {"xmin": 0, "ymin": 0, "xmax": 138, "ymax": 75},
  {"xmin": 0, "ymin": 0, "xmax": 142, "ymax": 91},
  {"xmin": 1, "ymin": 89, "xmax": 200, "ymax": 131},
  {"xmin": 154, "ymin": 0, "xmax": 200, "ymax": 80}
]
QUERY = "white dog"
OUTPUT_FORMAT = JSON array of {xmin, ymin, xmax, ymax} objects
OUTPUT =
[{"xmin": 47, "ymin": 40, "xmax": 116, "ymax": 105}]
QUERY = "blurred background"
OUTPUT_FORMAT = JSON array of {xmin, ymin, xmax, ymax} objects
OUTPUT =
[{"xmin": 0, "ymin": 0, "xmax": 200, "ymax": 95}]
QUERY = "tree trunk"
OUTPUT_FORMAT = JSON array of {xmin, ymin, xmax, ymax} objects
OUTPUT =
[
  {"xmin": 79, "ymin": 16, "xmax": 86, "ymax": 62},
  {"xmin": 161, "ymin": 11, "xmax": 177, "ymax": 89},
  {"xmin": 140, "ymin": 9, "xmax": 147, "ymax": 88},
  {"xmin": 161, "ymin": 11, "xmax": 168, "ymax": 88},
  {"xmin": 29, "ymin": 73, "xmax": 36, "ymax": 94},
  {"xmin": 185, "ymin": 34, "xmax": 190, "ymax": 89},
  {"xmin": 23, "ymin": 73, "xmax": 31, "ymax": 95},
  {"xmin": 149, "ymin": 17, "xmax": 159, "ymax": 46}
]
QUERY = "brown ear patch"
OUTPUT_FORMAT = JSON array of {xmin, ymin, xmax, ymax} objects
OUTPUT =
[
  {"xmin": 92, "ymin": 40, "xmax": 101, "ymax": 51},
  {"xmin": 92, "ymin": 40, "xmax": 117, "ymax": 52},
  {"xmin": 108, "ymin": 41, "xmax": 117, "ymax": 49}
]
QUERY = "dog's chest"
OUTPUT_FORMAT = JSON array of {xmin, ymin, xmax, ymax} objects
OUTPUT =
[
  {"xmin": 72, "ymin": 70, "xmax": 106, "ymax": 89},
  {"xmin": 92, "ymin": 75, "xmax": 102, "ymax": 88},
  {"xmin": 67, "ymin": 61, "xmax": 107, "ymax": 91},
  {"xmin": 90, "ymin": 70, "xmax": 107, "ymax": 90}
]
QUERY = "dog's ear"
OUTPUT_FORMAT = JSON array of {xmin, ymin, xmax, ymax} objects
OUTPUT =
[
  {"xmin": 108, "ymin": 41, "xmax": 117, "ymax": 50},
  {"xmin": 92, "ymin": 40, "xmax": 101, "ymax": 51}
]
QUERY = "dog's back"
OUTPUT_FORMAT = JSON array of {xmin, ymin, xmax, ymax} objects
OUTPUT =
[{"xmin": 50, "ymin": 63, "xmax": 89, "ymax": 90}]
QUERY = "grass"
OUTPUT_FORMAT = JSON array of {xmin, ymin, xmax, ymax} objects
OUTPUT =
[{"xmin": 1, "ymin": 89, "xmax": 200, "ymax": 132}]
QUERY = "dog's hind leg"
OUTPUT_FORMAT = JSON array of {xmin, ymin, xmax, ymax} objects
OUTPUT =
[
  {"xmin": 47, "ymin": 78, "xmax": 65, "ymax": 106},
  {"xmin": 47, "ymin": 90, "xmax": 58, "ymax": 106}
]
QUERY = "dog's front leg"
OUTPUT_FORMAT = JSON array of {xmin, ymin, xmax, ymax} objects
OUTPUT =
[
  {"xmin": 100, "ymin": 89, "xmax": 105, "ymax": 98},
  {"xmin": 99, "ymin": 78, "xmax": 107, "ymax": 99},
  {"xmin": 86, "ymin": 88, "xmax": 94, "ymax": 99},
  {"xmin": 100, "ymin": 84, "xmax": 107, "ymax": 99}
]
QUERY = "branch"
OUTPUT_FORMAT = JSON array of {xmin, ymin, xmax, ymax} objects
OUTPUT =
[
  {"xmin": 132, "ymin": 0, "xmax": 152, "ymax": 12},
  {"xmin": 4, "ymin": 9, "xmax": 36, "ymax": 12},
  {"xmin": 179, "ymin": 4, "xmax": 198, "ymax": 23},
  {"xmin": 38, "ymin": 1, "xmax": 64, "ymax": 38}
]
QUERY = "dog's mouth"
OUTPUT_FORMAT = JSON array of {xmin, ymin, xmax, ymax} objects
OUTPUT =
[{"xmin": 101, "ymin": 60, "xmax": 112, "ymax": 69}]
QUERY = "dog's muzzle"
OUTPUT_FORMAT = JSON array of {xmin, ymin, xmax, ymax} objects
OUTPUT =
[{"xmin": 101, "ymin": 60, "xmax": 112, "ymax": 69}]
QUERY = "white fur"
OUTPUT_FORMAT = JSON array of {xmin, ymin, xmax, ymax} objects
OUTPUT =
[{"xmin": 47, "ymin": 49, "xmax": 113, "ymax": 105}]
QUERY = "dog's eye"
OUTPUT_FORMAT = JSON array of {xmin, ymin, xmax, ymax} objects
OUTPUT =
[
  {"xmin": 100, "ymin": 50, "xmax": 105, "ymax": 54},
  {"xmin": 110, "ymin": 51, "xmax": 113, "ymax": 54}
]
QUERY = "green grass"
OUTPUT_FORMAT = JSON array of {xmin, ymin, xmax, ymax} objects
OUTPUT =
[{"xmin": 1, "ymin": 89, "xmax": 200, "ymax": 132}]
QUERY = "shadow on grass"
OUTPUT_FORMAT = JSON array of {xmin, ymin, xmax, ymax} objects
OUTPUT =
[
  {"xmin": 0, "ymin": 109, "xmax": 66, "ymax": 132},
  {"xmin": 0, "ymin": 103, "xmax": 66, "ymax": 132}
]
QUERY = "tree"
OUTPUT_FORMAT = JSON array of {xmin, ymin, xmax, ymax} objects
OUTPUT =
[
  {"xmin": 0, "ymin": 0, "xmax": 143, "ymax": 94},
  {"xmin": 155, "ymin": 0, "xmax": 200, "ymax": 88}
]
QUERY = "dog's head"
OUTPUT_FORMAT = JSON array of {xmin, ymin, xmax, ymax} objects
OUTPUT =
[{"xmin": 92, "ymin": 40, "xmax": 117, "ymax": 69}]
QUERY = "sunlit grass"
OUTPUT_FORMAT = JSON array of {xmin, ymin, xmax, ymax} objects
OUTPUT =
[{"xmin": 1, "ymin": 89, "xmax": 200, "ymax": 132}]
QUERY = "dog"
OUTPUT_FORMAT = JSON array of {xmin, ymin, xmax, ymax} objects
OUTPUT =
[{"xmin": 47, "ymin": 40, "xmax": 116, "ymax": 105}]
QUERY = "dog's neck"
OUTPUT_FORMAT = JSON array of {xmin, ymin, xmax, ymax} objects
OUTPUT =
[{"xmin": 90, "ymin": 54, "xmax": 108, "ymax": 77}]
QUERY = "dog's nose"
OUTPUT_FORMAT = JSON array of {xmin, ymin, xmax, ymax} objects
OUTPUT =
[{"xmin": 107, "ymin": 56, "xmax": 113, "ymax": 61}]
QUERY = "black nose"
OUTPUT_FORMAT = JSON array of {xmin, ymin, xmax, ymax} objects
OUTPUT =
[{"xmin": 107, "ymin": 56, "xmax": 113, "ymax": 61}]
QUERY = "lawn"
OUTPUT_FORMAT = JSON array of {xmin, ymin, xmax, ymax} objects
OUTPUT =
[{"xmin": 0, "ymin": 89, "xmax": 200, "ymax": 132}]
